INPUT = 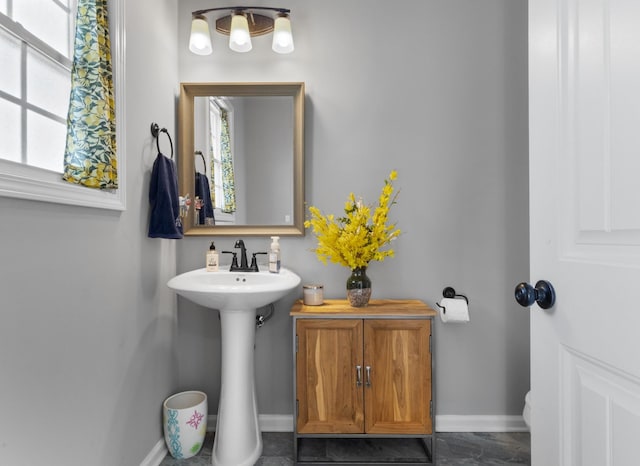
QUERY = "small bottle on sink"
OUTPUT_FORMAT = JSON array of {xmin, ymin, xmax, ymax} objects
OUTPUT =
[
  {"xmin": 206, "ymin": 241, "xmax": 219, "ymax": 272},
  {"xmin": 269, "ymin": 236, "xmax": 281, "ymax": 273}
]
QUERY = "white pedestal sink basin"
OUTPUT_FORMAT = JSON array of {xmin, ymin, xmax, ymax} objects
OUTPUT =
[{"xmin": 167, "ymin": 268, "xmax": 301, "ymax": 466}]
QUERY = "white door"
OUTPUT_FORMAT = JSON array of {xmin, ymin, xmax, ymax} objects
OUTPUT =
[{"xmin": 528, "ymin": 0, "xmax": 640, "ymax": 465}]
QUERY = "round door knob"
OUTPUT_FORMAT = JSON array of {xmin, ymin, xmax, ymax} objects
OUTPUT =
[{"xmin": 515, "ymin": 280, "xmax": 556, "ymax": 309}]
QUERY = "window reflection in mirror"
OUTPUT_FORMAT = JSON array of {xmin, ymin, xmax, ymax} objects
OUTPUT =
[{"xmin": 193, "ymin": 96, "xmax": 234, "ymax": 227}]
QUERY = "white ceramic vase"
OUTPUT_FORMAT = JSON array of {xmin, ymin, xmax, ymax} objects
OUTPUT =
[{"xmin": 163, "ymin": 390, "xmax": 208, "ymax": 459}]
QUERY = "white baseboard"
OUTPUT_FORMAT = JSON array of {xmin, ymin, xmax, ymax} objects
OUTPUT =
[
  {"xmin": 204, "ymin": 414, "xmax": 293, "ymax": 432},
  {"xmin": 245, "ymin": 414, "xmax": 529, "ymax": 433},
  {"xmin": 435, "ymin": 415, "xmax": 528, "ymax": 432},
  {"xmin": 258, "ymin": 414, "xmax": 295, "ymax": 432},
  {"xmin": 141, "ymin": 414, "xmax": 528, "ymax": 465},
  {"xmin": 139, "ymin": 438, "xmax": 167, "ymax": 466}
]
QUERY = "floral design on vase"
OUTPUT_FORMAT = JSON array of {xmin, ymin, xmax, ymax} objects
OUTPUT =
[
  {"xmin": 186, "ymin": 410, "xmax": 205, "ymax": 429},
  {"xmin": 165, "ymin": 409, "xmax": 183, "ymax": 459}
]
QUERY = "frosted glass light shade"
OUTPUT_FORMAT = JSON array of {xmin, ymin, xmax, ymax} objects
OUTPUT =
[
  {"xmin": 189, "ymin": 15, "xmax": 212, "ymax": 55},
  {"xmin": 272, "ymin": 14, "xmax": 294, "ymax": 54},
  {"xmin": 229, "ymin": 13, "xmax": 252, "ymax": 53}
]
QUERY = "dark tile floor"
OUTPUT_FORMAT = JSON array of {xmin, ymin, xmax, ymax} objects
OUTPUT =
[{"xmin": 159, "ymin": 431, "xmax": 530, "ymax": 465}]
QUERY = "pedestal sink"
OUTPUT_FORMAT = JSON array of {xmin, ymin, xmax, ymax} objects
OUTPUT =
[{"xmin": 167, "ymin": 268, "xmax": 301, "ymax": 466}]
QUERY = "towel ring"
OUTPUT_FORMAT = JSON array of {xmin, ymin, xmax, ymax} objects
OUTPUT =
[
  {"xmin": 150, "ymin": 122, "xmax": 174, "ymax": 159},
  {"xmin": 195, "ymin": 150, "xmax": 206, "ymax": 172}
]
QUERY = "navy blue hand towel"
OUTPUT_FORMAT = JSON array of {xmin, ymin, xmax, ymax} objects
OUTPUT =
[
  {"xmin": 195, "ymin": 172, "xmax": 215, "ymax": 225},
  {"xmin": 148, "ymin": 153, "xmax": 183, "ymax": 239}
]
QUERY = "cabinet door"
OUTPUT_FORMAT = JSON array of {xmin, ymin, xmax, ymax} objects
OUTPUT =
[
  {"xmin": 296, "ymin": 319, "xmax": 364, "ymax": 433},
  {"xmin": 364, "ymin": 319, "xmax": 432, "ymax": 434}
]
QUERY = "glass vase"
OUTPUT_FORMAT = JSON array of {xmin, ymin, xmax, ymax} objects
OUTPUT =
[{"xmin": 346, "ymin": 266, "xmax": 372, "ymax": 307}]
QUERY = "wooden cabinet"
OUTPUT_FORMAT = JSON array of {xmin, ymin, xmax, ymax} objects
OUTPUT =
[
  {"xmin": 296, "ymin": 318, "xmax": 365, "ymax": 434},
  {"xmin": 291, "ymin": 299, "xmax": 436, "ymax": 465},
  {"xmin": 364, "ymin": 319, "xmax": 432, "ymax": 434}
]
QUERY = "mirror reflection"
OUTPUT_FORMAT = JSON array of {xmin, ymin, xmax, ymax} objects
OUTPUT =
[
  {"xmin": 193, "ymin": 95, "xmax": 293, "ymax": 227},
  {"xmin": 178, "ymin": 83, "xmax": 305, "ymax": 236}
]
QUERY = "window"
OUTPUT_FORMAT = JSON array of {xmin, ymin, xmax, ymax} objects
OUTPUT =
[
  {"xmin": 208, "ymin": 97, "xmax": 235, "ymax": 224},
  {"xmin": 0, "ymin": 0, "xmax": 74, "ymax": 172},
  {"xmin": 208, "ymin": 98, "xmax": 223, "ymax": 210},
  {"xmin": 0, "ymin": 0, "xmax": 125, "ymax": 210}
]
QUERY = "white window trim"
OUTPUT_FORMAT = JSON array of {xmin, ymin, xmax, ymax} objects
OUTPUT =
[
  {"xmin": 0, "ymin": 0, "xmax": 126, "ymax": 211},
  {"xmin": 209, "ymin": 97, "xmax": 236, "ymax": 224}
]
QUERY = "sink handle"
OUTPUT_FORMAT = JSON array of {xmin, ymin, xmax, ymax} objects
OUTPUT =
[
  {"xmin": 250, "ymin": 252, "xmax": 268, "ymax": 272},
  {"xmin": 221, "ymin": 251, "xmax": 238, "ymax": 270}
]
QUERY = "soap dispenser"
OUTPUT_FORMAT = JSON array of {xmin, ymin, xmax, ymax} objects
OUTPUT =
[
  {"xmin": 269, "ymin": 236, "xmax": 281, "ymax": 273},
  {"xmin": 206, "ymin": 241, "xmax": 219, "ymax": 272}
]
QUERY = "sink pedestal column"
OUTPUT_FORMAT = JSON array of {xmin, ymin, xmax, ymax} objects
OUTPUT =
[{"xmin": 212, "ymin": 308, "xmax": 262, "ymax": 466}]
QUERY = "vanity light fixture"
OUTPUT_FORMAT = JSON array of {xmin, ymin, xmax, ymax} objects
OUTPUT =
[{"xmin": 188, "ymin": 6, "xmax": 294, "ymax": 55}]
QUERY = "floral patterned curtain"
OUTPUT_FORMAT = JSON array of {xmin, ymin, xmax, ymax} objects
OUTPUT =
[
  {"xmin": 62, "ymin": 0, "xmax": 117, "ymax": 189},
  {"xmin": 220, "ymin": 109, "xmax": 236, "ymax": 213},
  {"xmin": 208, "ymin": 106, "xmax": 217, "ymax": 206}
]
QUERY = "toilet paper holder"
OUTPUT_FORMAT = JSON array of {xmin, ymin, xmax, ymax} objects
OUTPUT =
[{"xmin": 436, "ymin": 286, "xmax": 469, "ymax": 314}]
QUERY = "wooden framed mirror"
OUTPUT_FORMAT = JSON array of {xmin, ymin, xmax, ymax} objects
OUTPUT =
[{"xmin": 178, "ymin": 82, "xmax": 305, "ymax": 236}]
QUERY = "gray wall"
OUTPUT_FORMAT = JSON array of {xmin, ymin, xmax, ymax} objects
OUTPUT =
[
  {"xmin": 244, "ymin": 96, "xmax": 294, "ymax": 224},
  {"xmin": 177, "ymin": 0, "xmax": 530, "ymax": 419},
  {"xmin": 0, "ymin": 1, "xmax": 180, "ymax": 464}
]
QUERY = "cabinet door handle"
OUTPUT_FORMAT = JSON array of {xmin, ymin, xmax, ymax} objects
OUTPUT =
[
  {"xmin": 365, "ymin": 366, "xmax": 371, "ymax": 387},
  {"xmin": 356, "ymin": 365, "xmax": 362, "ymax": 387}
]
